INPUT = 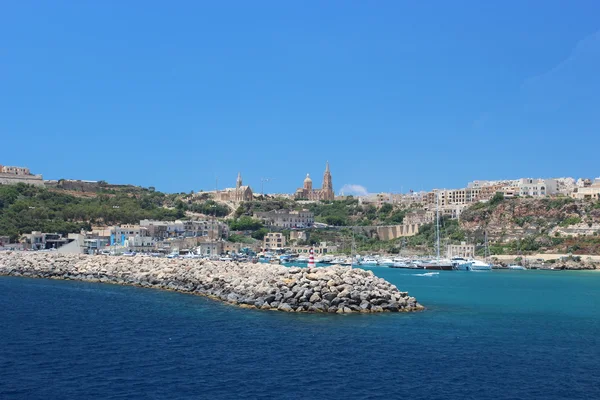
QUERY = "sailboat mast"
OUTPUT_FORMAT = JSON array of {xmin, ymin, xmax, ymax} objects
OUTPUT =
[{"xmin": 436, "ymin": 192, "xmax": 440, "ymax": 260}]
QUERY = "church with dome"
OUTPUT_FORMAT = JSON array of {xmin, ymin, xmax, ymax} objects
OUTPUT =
[{"xmin": 294, "ymin": 162, "xmax": 335, "ymax": 201}]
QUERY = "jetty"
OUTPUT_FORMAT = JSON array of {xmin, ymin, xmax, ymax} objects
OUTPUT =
[{"xmin": 0, "ymin": 252, "xmax": 423, "ymax": 313}]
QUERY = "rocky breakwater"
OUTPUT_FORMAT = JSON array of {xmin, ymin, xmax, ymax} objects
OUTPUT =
[{"xmin": 0, "ymin": 252, "xmax": 424, "ymax": 313}]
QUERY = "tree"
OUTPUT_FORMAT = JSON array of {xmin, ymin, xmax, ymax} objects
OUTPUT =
[
  {"xmin": 251, "ymin": 228, "xmax": 269, "ymax": 240},
  {"xmin": 489, "ymin": 192, "xmax": 504, "ymax": 206},
  {"xmin": 229, "ymin": 216, "xmax": 263, "ymax": 231}
]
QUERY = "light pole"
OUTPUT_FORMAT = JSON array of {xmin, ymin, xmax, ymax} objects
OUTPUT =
[
  {"xmin": 210, "ymin": 204, "xmax": 217, "ymax": 242},
  {"xmin": 261, "ymin": 177, "xmax": 274, "ymax": 197}
]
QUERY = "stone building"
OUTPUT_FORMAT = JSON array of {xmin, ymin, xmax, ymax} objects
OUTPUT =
[
  {"xmin": 571, "ymin": 183, "xmax": 600, "ymax": 200},
  {"xmin": 212, "ymin": 173, "xmax": 253, "ymax": 203},
  {"xmin": 294, "ymin": 162, "xmax": 334, "ymax": 201},
  {"xmin": 0, "ymin": 164, "xmax": 44, "ymax": 186},
  {"xmin": 263, "ymin": 232, "xmax": 286, "ymax": 251},
  {"xmin": 254, "ymin": 210, "xmax": 314, "ymax": 228},
  {"xmin": 446, "ymin": 242, "xmax": 475, "ymax": 259}
]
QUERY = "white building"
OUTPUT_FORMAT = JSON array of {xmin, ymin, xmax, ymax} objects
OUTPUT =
[{"xmin": 517, "ymin": 178, "xmax": 557, "ymax": 197}]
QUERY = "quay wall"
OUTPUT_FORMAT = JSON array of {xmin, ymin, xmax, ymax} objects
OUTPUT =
[{"xmin": 0, "ymin": 252, "xmax": 423, "ymax": 314}]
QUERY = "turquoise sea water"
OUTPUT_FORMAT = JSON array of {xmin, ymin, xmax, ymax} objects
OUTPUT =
[{"xmin": 1, "ymin": 267, "xmax": 599, "ymax": 399}]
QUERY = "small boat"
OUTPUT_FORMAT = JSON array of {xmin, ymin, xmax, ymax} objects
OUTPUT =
[
  {"xmin": 378, "ymin": 258, "xmax": 394, "ymax": 267},
  {"xmin": 220, "ymin": 256, "xmax": 232, "ymax": 261},
  {"xmin": 296, "ymin": 256, "xmax": 309, "ymax": 263},
  {"xmin": 508, "ymin": 264, "xmax": 527, "ymax": 270},
  {"xmin": 361, "ymin": 256, "xmax": 379, "ymax": 265},
  {"xmin": 415, "ymin": 272, "xmax": 440, "ymax": 277}
]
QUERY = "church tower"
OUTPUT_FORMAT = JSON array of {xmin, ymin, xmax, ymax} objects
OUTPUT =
[
  {"xmin": 304, "ymin": 174, "xmax": 313, "ymax": 191},
  {"xmin": 322, "ymin": 162, "xmax": 333, "ymax": 199},
  {"xmin": 236, "ymin": 172, "xmax": 242, "ymax": 189}
]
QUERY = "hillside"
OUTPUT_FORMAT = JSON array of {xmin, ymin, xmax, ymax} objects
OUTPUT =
[
  {"xmin": 0, "ymin": 184, "xmax": 226, "ymax": 241},
  {"xmin": 457, "ymin": 196, "xmax": 600, "ymax": 255}
]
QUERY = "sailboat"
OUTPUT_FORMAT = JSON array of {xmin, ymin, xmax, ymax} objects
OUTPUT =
[
  {"xmin": 471, "ymin": 231, "xmax": 493, "ymax": 270},
  {"xmin": 419, "ymin": 192, "xmax": 454, "ymax": 271},
  {"xmin": 455, "ymin": 231, "xmax": 493, "ymax": 271}
]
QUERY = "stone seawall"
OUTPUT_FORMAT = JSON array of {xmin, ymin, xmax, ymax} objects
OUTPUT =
[{"xmin": 0, "ymin": 252, "xmax": 424, "ymax": 314}]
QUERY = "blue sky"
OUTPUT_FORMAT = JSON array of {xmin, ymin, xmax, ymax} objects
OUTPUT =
[{"xmin": 1, "ymin": 1, "xmax": 599, "ymax": 195}]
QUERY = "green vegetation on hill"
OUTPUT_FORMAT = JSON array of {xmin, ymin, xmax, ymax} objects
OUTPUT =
[
  {"xmin": 0, "ymin": 184, "xmax": 183, "ymax": 241},
  {"xmin": 234, "ymin": 198, "xmax": 413, "ymax": 227}
]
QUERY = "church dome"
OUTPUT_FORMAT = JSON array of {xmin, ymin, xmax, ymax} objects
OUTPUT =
[{"xmin": 304, "ymin": 174, "xmax": 312, "ymax": 183}]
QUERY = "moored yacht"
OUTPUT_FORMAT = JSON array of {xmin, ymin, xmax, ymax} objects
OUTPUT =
[{"xmin": 469, "ymin": 259, "xmax": 492, "ymax": 271}]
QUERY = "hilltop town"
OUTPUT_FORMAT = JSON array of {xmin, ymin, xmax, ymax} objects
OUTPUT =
[{"xmin": 1, "ymin": 162, "xmax": 600, "ymax": 264}]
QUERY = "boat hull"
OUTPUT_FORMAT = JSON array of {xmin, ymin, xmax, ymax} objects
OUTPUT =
[{"xmin": 419, "ymin": 263, "xmax": 454, "ymax": 271}]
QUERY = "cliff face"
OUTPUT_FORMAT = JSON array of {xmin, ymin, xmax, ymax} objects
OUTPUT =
[{"xmin": 458, "ymin": 198, "xmax": 600, "ymax": 253}]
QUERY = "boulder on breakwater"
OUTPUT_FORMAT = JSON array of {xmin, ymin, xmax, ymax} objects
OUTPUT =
[{"xmin": 0, "ymin": 252, "xmax": 424, "ymax": 313}]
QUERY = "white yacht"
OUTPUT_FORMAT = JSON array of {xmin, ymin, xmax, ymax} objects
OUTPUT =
[
  {"xmin": 468, "ymin": 259, "xmax": 492, "ymax": 271},
  {"xmin": 451, "ymin": 257, "xmax": 472, "ymax": 270},
  {"xmin": 378, "ymin": 258, "xmax": 394, "ymax": 267}
]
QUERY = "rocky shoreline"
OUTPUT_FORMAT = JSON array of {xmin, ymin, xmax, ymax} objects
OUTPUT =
[{"xmin": 0, "ymin": 252, "xmax": 424, "ymax": 313}]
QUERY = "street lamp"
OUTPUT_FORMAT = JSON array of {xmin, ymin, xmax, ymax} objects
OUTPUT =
[
  {"xmin": 261, "ymin": 177, "xmax": 275, "ymax": 197},
  {"xmin": 210, "ymin": 204, "xmax": 217, "ymax": 241}
]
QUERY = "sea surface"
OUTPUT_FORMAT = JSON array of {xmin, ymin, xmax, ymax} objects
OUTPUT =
[{"xmin": 1, "ymin": 266, "xmax": 599, "ymax": 400}]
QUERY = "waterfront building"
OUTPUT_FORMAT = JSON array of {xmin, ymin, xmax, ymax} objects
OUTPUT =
[
  {"xmin": 263, "ymin": 232, "xmax": 286, "ymax": 251},
  {"xmin": 292, "ymin": 242, "xmax": 338, "ymax": 255},
  {"xmin": 446, "ymin": 242, "xmax": 475, "ymax": 259},
  {"xmin": 197, "ymin": 241, "xmax": 223, "ymax": 256},
  {"xmin": 20, "ymin": 232, "xmax": 69, "ymax": 250},
  {"xmin": 140, "ymin": 219, "xmax": 228, "ymax": 240},
  {"xmin": 254, "ymin": 210, "xmax": 314, "ymax": 228},
  {"xmin": 294, "ymin": 162, "xmax": 334, "ymax": 201},
  {"xmin": 212, "ymin": 173, "xmax": 253, "ymax": 203}
]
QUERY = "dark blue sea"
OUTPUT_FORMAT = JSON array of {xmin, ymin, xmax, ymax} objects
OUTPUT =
[{"xmin": 1, "ymin": 267, "xmax": 600, "ymax": 400}]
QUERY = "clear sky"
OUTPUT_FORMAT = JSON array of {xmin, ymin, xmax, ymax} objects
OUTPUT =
[{"xmin": 1, "ymin": 1, "xmax": 599, "ymax": 195}]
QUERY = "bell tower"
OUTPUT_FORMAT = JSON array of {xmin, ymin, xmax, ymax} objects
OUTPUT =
[{"xmin": 322, "ymin": 161, "xmax": 333, "ymax": 199}]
